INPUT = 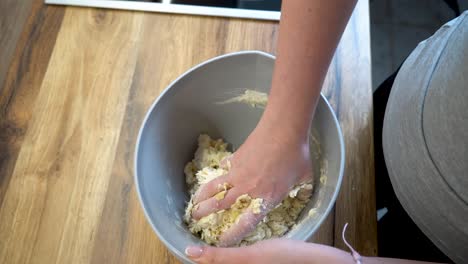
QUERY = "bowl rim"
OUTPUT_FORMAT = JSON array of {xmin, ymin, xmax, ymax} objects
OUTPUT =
[{"xmin": 134, "ymin": 50, "xmax": 345, "ymax": 263}]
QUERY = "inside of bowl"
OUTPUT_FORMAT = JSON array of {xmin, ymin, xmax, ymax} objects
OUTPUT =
[{"xmin": 135, "ymin": 52, "xmax": 343, "ymax": 260}]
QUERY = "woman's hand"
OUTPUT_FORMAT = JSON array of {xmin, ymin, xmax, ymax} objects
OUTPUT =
[
  {"xmin": 192, "ymin": 0, "xmax": 358, "ymax": 247},
  {"xmin": 185, "ymin": 238, "xmax": 442, "ymax": 264},
  {"xmin": 185, "ymin": 239, "xmax": 356, "ymax": 264},
  {"xmin": 191, "ymin": 115, "xmax": 313, "ymax": 246}
]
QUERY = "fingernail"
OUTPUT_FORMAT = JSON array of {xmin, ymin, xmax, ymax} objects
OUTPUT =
[{"xmin": 185, "ymin": 246, "xmax": 203, "ymax": 259}]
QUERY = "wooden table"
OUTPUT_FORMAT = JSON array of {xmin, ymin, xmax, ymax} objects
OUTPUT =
[{"xmin": 0, "ymin": 0, "xmax": 376, "ymax": 263}]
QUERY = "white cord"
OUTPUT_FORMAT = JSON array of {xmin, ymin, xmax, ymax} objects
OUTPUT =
[{"xmin": 342, "ymin": 223, "xmax": 362, "ymax": 264}]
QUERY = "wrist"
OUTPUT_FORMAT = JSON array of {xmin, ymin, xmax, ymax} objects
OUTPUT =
[{"xmin": 259, "ymin": 104, "xmax": 312, "ymax": 145}]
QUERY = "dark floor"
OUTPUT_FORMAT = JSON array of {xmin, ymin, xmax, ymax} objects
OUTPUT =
[{"xmin": 370, "ymin": 0, "xmax": 468, "ymax": 90}]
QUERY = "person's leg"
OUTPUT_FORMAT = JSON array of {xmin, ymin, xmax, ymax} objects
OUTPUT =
[{"xmin": 373, "ymin": 71, "xmax": 452, "ymax": 262}]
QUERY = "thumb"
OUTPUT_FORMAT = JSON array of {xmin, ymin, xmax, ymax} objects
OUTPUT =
[
  {"xmin": 185, "ymin": 245, "xmax": 250, "ymax": 264},
  {"xmin": 219, "ymin": 208, "xmax": 267, "ymax": 247}
]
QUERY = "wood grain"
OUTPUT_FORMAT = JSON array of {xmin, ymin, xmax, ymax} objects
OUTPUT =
[
  {"xmin": 330, "ymin": 0, "xmax": 378, "ymax": 256},
  {"xmin": 0, "ymin": 2, "xmax": 65, "ymax": 207},
  {"xmin": 0, "ymin": 0, "xmax": 375, "ymax": 262},
  {"xmin": 0, "ymin": 0, "xmax": 35, "ymax": 93},
  {"xmin": 0, "ymin": 7, "xmax": 143, "ymax": 264},
  {"xmin": 308, "ymin": 211, "xmax": 335, "ymax": 245}
]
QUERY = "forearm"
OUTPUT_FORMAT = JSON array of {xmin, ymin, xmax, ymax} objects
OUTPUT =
[
  {"xmin": 263, "ymin": 0, "xmax": 357, "ymax": 142},
  {"xmin": 186, "ymin": 238, "xmax": 446, "ymax": 264},
  {"xmin": 280, "ymin": 242, "xmax": 444, "ymax": 264},
  {"xmin": 362, "ymin": 257, "xmax": 446, "ymax": 264}
]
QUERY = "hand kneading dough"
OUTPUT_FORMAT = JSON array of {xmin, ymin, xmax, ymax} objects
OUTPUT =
[{"xmin": 184, "ymin": 134, "xmax": 313, "ymax": 246}]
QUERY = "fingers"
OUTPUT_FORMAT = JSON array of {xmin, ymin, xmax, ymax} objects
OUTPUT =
[
  {"xmin": 185, "ymin": 245, "xmax": 250, "ymax": 264},
  {"xmin": 186, "ymin": 239, "xmax": 332, "ymax": 264},
  {"xmin": 193, "ymin": 174, "xmax": 232, "ymax": 204},
  {"xmin": 192, "ymin": 187, "xmax": 243, "ymax": 220},
  {"xmin": 192, "ymin": 154, "xmax": 233, "ymax": 204},
  {"xmin": 218, "ymin": 208, "xmax": 267, "ymax": 247}
]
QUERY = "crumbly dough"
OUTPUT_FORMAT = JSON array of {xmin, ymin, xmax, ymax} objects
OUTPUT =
[
  {"xmin": 217, "ymin": 90, "xmax": 268, "ymax": 108},
  {"xmin": 184, "ymin": 134, "xmax": 313, "ymax": 246}
]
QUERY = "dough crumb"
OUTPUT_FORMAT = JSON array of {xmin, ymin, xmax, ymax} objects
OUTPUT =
[
  {"xmin": 214, "ymin": 190, "xmax": 227, "ymax": 201},
  {"xmin": 308, "ymin": 208, "xmax": 318, "ymax": 217},
  {"xmin": 184, "ymin": 134, "xmax": 313, "ymax": 246},
  {"xmin": 320, "ymin": 175, "xmax": 327, "ymax": 185},
  {"xmin": 217, "ymin": 90, "xmax": 268, "ymax": 108}
]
